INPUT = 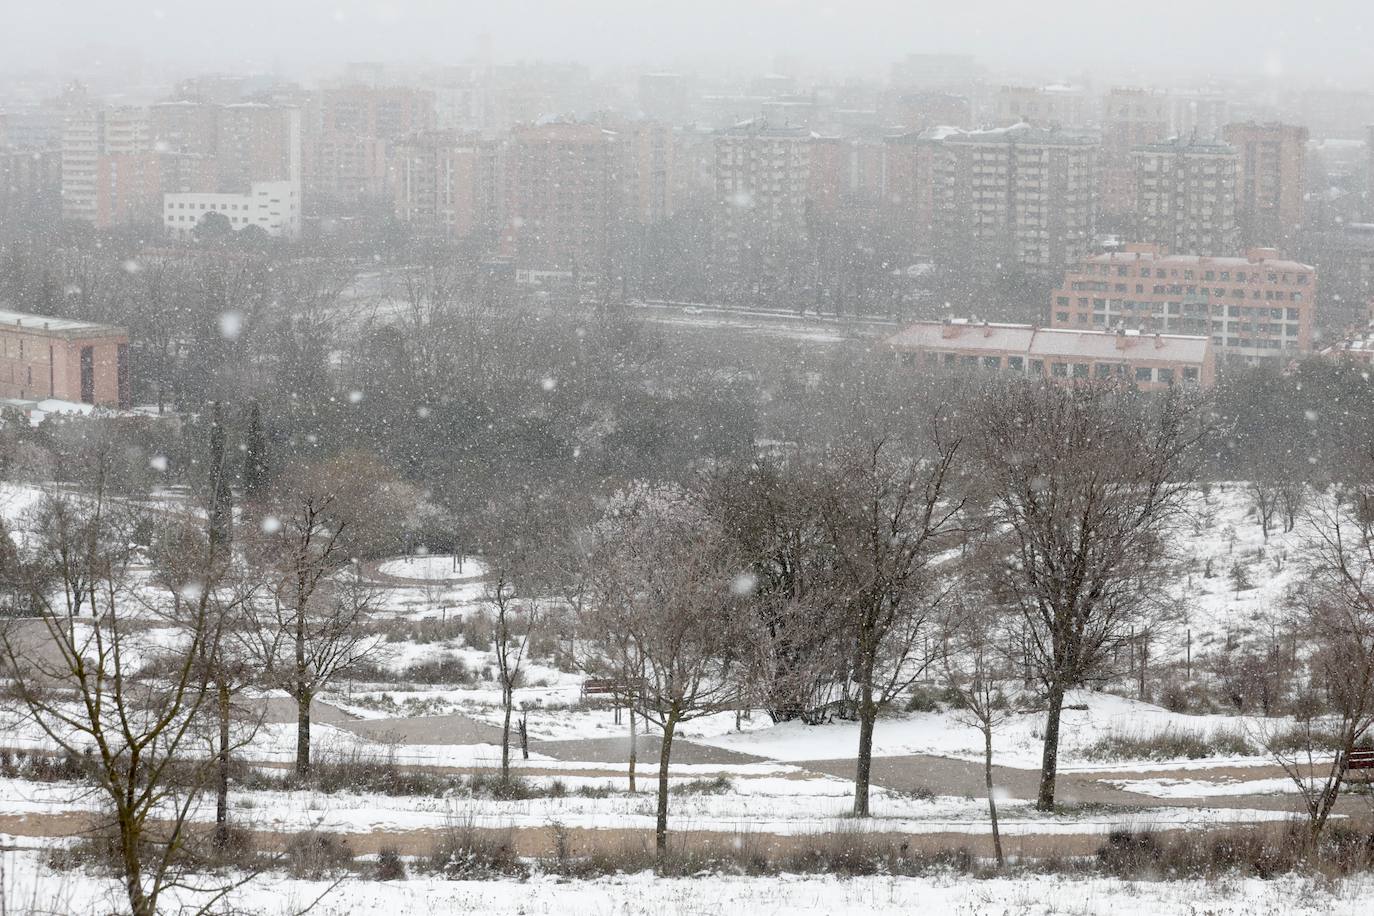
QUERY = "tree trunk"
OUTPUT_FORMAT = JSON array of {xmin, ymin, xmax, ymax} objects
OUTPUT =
[
  {"xmin": 655, "ymin": 713, "xmax": 678, "ymax": 858},
  {"xmin": 984, "ymin": 724, "xmax": 1003, "ymax": 867},
  {"xmin": 1036, "ymin": 682, "xmax": 1066, "ymax": 811},
  {"xmin": 852, "ymin": 679, "xmax": 876, "ymax": 817},
  {"xmin": 628, "ymin": 706, "xmax": 638, "ymax": 793},
  {"xmin": 121, "ymin": 820, "xmax": 150, "ymax": 916},
  {"xmin": 215, "ymin": 679, "xmax": 230, "ymax": 848},
  {"xmin": 295, "ymin": 607, "xmax": 309, "ymax": 775},
  {"xmin": 500, "ymin": 684, "xmax": 513, "ymax": 780},
  {"xmin": 295, "ymin": 692, "xmax": 311, "ymax": 775}
]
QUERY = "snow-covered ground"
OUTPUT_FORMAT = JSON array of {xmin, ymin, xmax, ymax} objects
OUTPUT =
[
  {"xmin": 5, "ymin": 849, "xmax": 1371, "ymax": 916},
  {"xmin": 377, "ymin": 555, "xmax": 488, "ymax": 582},
  {"xmin": 0, "ymin": 480, "xmax": 1356, "ymax": 911},
  {"xmin": 696, "ymin": 690, "xmax": 1279, "ymax": 771}
]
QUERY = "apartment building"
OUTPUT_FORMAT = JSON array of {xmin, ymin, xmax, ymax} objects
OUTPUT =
[
  {"xmin": 711, "ymin": 120, "xmax": 813, "ymax": 281},
  {"xmin": 505, "ymin": 122, "xmax": 620, "ymax": 275},
  {"xmin": 61, "ymin": 107, "xmax": 149, "ymax": 224},
  {"xmin": 993, "ymin": 85, "xmax": 1097, "ymax": 128},
  {"xmin": 216, "ymin": 103, "xmax": 301, "ymax": 191},
  {"xmin": 880, "ymin": 128, "xmax": 943, "ymax": 258},
  {"xmin": 1132, "ymin": 136, "xmax": 1238, "ymax": 256},
  {"xmin": 886, "ymin": 317, "xmax": 1214, "ymax": 389},
  {"xmin": 1049, "ymin": 243, "xmax": 1315, "ymax": 363},
  {"xmin": 932, "ymin": 124, "xmax": 1099, "ymax": 275},
  {"xmin": 1222, "ymin": 121, "xmax": 1308, "ymax": 248},
  {"xmin": 163, "ymin": 180, "xmax": 301, "ymax": 239},
  {"xmin": 0, "ymin": 148, "xmax": 61, "ymax": 224},
  {"xmin": 1099, "ymin": 89, "xmax": 1170, "ymax": 221},
  {"xmin": 391, "ymin": 130, "xmax": 501, "ymax": 242},
  {"xmin": 304, "ymin": 86, "xmax": 434, "ymax": 201},
  {"xmin": 0, "ymin": 308, "xmax": 130, "ymax": 408}
]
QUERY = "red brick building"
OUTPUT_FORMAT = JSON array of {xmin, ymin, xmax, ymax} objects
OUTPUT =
[
  {"xmin": 1050, "ymin": 243, "xmax": 1315, "ymax": 364},
  {"xmin": 0, "ymin": 309, "xmax": 130, "ymax": 408}
]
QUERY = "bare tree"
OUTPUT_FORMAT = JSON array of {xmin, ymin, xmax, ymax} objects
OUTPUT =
[
  {"xmin": 973, "ymin": 381, "xmax": 1202, "ymax": 811},
  {"xmin": 484, "ymin": 567, "xmax": 541, "ymax": 780},
  {"xmin": 1247, "ymin": 477, "xmax": 1281, "ymax": 541},
  {"xmin": 580, "ymin": 483, "xmax": 754, "ymax": 857},
  {"xmin": 819, "ymin": 423, "xmax": 967, "ymax": 817},
  {"xmin": 941, "ymin": 589, "xmax": 1015, "ymax": 867},
  {"xmin": 0, "ymin": 468, "xmax": 253, "ymax": 916},
  {"xmin": 1266, "ymin": 495, "xmax": 1374, "ymax": 844},
  {"xmin": 243, "ymin": 452, "xmax": 402, "ymax": 773}
]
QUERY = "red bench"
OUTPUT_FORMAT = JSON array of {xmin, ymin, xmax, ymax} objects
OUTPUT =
[{"xmin": 1348, "ymin": 748, "xmax": 1374, "ymax": 771}]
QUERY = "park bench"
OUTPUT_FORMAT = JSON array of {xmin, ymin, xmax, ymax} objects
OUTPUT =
[{"xmin": 1347, "ymin": 747, "xmax": 1374, "ymax": 773}]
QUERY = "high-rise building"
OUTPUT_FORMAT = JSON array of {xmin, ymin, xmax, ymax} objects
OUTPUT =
[
  {"xmin": 881, "ymin": 129, "xmax": 943, "ymax": 259},
  {"xmin": 1049, "ymin": 243, "xmax": 1315, "ymax": 364},
  {"xmin": 615, "ymin": 120, "xmax": 691, "ymax": 225},
  {"xmin": 216, "ymin": 103, "xmax": 301, "ymax": 191},
  {"xmin": 149, "ymin": 100, "xmax": 219, "ymax": 157},
  {"xmin": 506, "ymin": 122, "xmax": 620, "ymax": 276},
  {"xmin": 1223, "ymin": 121, "xmax": 1308, "ymax": 248},
  {"xmin": 932, "ymin": 124, "xmax": 1099, "ymax": 275},
  {"xmin": 1098, "ymin": 89, "xmax": 1170, "ymax": 222},
  {"xmin": 711, "ymin": 120, "xmax": 812, "ymax": 287},
  {"xmin": 1169, "ymin": 92, "xmax": 1229, "ymax": 141},
  {"xmin": 880, "ymin": 91, "xmax": 971, "ymax": 132},
  {"xmin": 1132, "ymin": 136, "xmax": 1238, "ymax": 256},
  {"xmin": 0, "ymin": 148, "xmax": 62, "ymax": 226},
  {"xmin": 304, "ymin": 86, "xmax": 434, "ymax": 202},
  {"xmin": 392, "ymin": 130, "xmax": 502, "ymax": 243},
  {"xmin": 993, "ymin": 85, "xmax": 1097, "ymax": 128},
  {"xmin": 61, "ymin": 107, "xmax": 149, "ymax": 225}
]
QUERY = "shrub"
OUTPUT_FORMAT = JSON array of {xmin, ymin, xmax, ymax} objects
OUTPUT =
[
  {"xmin": 672, "ymin": 775, "xmax": 734, "ymax": 796},
  {"xmin": 427, "ymin": 819, "xmax": 525, "ymax": 879},
  {"xmin": 905, "ymin": 685, "xmax": 944, "ymax": 713},
  {"xmin": 283, "ymin": 830, "xmax": 355, "ymax": 879},
  {"xmin": 1080, "ymin": 726, "xmax": 1260, "ymax": 762},
  {"xmin": 376, "ymin": 846, "xmax": 407, "ymax": 881}
]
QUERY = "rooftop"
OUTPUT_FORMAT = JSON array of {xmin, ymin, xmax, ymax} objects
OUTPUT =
[
  {"xmin": 886, "ymin": 319, "xmax": 1210, "ymax": 364},
  {"xmin": 1082, "ymin": 249, "xmax": 1313, "ymax": 273},
  {"xmin": 0, "ymin": 307, "xmax": 126, "ymax": 337},
  {"xmin": 944, "ymin": 122, "xmax": 1099, "ymax": 145}
]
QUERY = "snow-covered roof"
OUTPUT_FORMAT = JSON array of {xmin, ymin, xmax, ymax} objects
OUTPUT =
[
  {"xmin": 1082, "ymin": 250, "xmax": 1313, "ymax": 273},
  {"xmin": 0, "ymin": 308, "xmax": 125, "ymax": 337},
  {"xmin": 945, "ymin": 122, "xmax": 1098, "ymax": 145},
  {"xmin": 886, "ymin": 320, "xmax": 1210, "ymax": 365}
]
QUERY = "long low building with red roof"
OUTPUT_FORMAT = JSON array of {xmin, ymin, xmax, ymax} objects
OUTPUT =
[{"xmin": 885, "ymin": 318, "xmax": 1215, "ymax": 390}]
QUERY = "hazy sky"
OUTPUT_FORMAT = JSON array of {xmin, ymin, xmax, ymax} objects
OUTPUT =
[{"xmin": 4, "ymin": 0, "xmax": 1372, "ymax": 85}]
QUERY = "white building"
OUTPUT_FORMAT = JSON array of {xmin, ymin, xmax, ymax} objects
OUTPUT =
[{"xmin": 163, "ymin": 180, "xmax": 301, "ymax": 240}]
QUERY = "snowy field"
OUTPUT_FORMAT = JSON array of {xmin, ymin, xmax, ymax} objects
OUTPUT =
[
  {"xmin": 0, "ymin": 481, "xmax": 1364, "ymax": 912},
  {"xmin": 5, "ymin": 850, "xmax": 1372, "ymax": 916}
]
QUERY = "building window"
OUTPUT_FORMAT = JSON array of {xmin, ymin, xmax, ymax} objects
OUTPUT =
[
  {"xmin": 1158, "ymin": 368, "xmax": 1174, "ymax": 384},
  {"xmin": 1007, "ymin": 356, "xmax": 1024, "ymax": 372},
  {"xmin": 1072, "ymin": 363, "xmax": 1088, "ymax": 378},
  {"xmin": 1183, "ymin": 366, "xmax": 1199, "ymax": 382},
  {"xmin": 982, "ymin": 356, "xmax": 1001, "ymax": 369},
  {"xmin": 80, "ymin": 346, "xmax": 94, "ymax": 404},
  {"xmin": 117, "ymin": 343, "xmax": 130, "ymax": 409},
  {"xmin": 1052, "ymin": 362, "xmax": 1068, "ymax": 377},
  {"xmin": 1135, "ymin": 366, "xmax": 1153, "ymax": 382}
]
